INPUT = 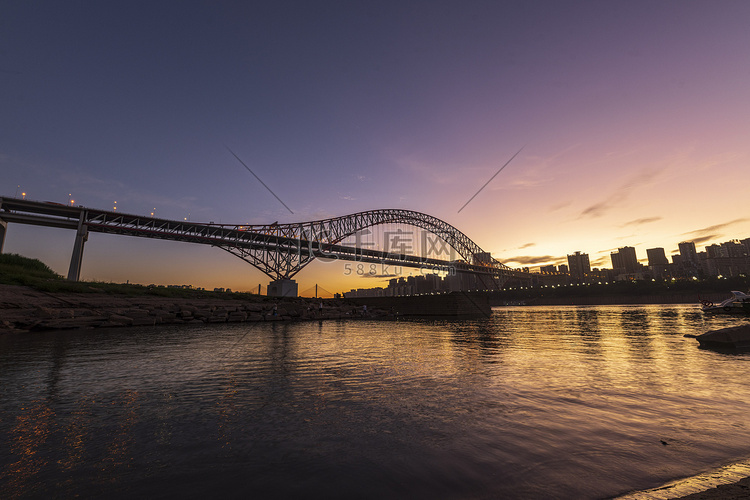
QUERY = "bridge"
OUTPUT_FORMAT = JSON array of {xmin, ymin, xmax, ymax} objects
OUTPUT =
[{"xmin": 0, "ymin": 197, "xmax": 530, "ymax": 296}]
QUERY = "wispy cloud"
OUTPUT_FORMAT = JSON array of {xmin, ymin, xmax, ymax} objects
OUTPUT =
[
  {"xmin": 517, "ymin": 242, "xmax": 535, "ymax": 249},
  {"xmin": 580, "ymin": 166, "xmax": 667, "ymax": 218},
  {"xmin": 359, "ymin": 273, "xmax": 400, "ymax": 279},
  {"xmin": 549, "ymin": 200, "xmax": 572, "ymax": 212},
  {"xmin": 681, "ymin": 219, "xmax": 749, "ymax": 239},
  {"xmin": 590, "ymin": 256, "xmax": 611, "ymax": 267},
  {"xmin": 621, "ymin": 216, "xmax": 662, "ymax": 227},
  {"xmin": 690, "ymin": 234, "xmax": 718, "ymax": 246},
  {"xmin": 504, "ymin": 255, "xmax": 563, "ymax": 266},
  {"xmin": 615, "ymin": 234, "xmax": 638, "ymax": 242}
]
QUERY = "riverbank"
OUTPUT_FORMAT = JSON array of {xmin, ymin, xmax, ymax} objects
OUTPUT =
[
  {"xmin": 676, "ymin": 477, "xmax": 750, "ymax": 499},
  {"xmin": 621, "ymin": 471, "xmax": 750, "ymax": 499},
  {"xmin": 0, "ymin": 284, "xmax": 385, "ymax": 334}
]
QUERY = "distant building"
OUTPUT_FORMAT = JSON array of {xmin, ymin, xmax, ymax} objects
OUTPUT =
[
  {"xmin": 610, "ymin": 251, "xmax": 623, "ymax": 274},
  {"xmin": 619, "ymin": 246, "xmax": 639, "ymax": 274},
  {"xmin": 540, "ymin": 265, "xmax": 556, "ymax": 274},
  {"xmin": 706, "ymin": 244, "xmax": 723, "ymax": 259},
  {"xmin": 472, "ymin": 252, "xmax": 492, "ymax": 266},
  {"xmin": 723, "ymin": 240, "xmax": 746, "ymax": 258},
  {"xmin": 646, "ymin": 247, "xmax": 670, "ymax": 279},
  {"xmin": 567, "ymin": 251, "xmax": 590, "ymax": 281},
  {"xmin": 678, "ymin": 241, "xmax": 698, "ymax": 264},
  {"xmin": 558, "ymin": 264, "xmax": 569, "ymax": 274},
  {"xmin": 646, "ymin": 248, "xmax": 669, "ymax": 266}
]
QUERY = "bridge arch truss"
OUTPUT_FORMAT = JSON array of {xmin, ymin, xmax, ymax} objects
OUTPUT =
[{"xmin": 216, "ymin": 209, "xmax": 514, "ymax": 284}]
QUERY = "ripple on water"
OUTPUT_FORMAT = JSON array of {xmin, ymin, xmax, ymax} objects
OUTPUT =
[{"xmin": 1, "ymin": 306, "xmax": 750, "ymax": 499}]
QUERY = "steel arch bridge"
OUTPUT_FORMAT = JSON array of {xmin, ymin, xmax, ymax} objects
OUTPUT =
[
  {"xmin": 212, "ymin": 208, "xmax": 514, "ymax": 280},
  {"xmin": 0, "ymin": 198, "xmax": 527, "ymax": 289}
]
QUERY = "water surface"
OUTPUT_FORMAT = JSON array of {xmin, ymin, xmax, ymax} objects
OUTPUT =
[{"xmin": 1, "ymin": 305, "xmax": 749, "ymax": 499}]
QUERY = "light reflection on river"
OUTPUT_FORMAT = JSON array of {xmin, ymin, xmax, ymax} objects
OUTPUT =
[{"xmin": 1, "ymin": 305, "xmax": 749, "ymax": 499}]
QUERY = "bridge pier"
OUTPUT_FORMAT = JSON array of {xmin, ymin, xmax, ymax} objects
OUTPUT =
[
  {"xmin": 67, "ymin": 215, "xmax": 88, "ymax": 281},
  {"xmin": 267, "ymin": 279, "xmax": 298, "ymax": 297},
  {"xmin": 0, "ymin": 218, "xmax": 6, "ymax": 253}
]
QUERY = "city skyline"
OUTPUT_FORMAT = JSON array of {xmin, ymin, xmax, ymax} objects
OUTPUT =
[{"xmin": 3, "ymin": 2, "xmax": 750, "ymax": 294}]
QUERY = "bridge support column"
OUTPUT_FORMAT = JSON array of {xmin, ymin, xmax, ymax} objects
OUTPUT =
[
  {"xmin": 67, "ymin": 216, "xmax": 88, "ymax": 281},
  {"xmin": 267, "ymin": 279, "xmax": 298, "ymax": 297},
  {"xmin": 0, "ymin": 218, "xmax": 6, "ymax": 254}
]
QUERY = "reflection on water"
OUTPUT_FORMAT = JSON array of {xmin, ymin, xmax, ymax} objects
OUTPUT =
[{"xmin": 1, "ymin": 305, "xmax": 749, "ymax": 499}]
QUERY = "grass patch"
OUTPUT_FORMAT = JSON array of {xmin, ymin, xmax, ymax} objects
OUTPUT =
[
  {"xmin": 0, "ymin": 253, "xmax": 61, "ymax": 286},
  {"xmin": 0, "ymin": 253, "xmax": 270, "ymax": 301}
]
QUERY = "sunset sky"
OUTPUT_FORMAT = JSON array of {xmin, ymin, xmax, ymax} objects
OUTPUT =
[{"xmin": 2, "ymin": 1, "xmax": 750, "ymax": 295}]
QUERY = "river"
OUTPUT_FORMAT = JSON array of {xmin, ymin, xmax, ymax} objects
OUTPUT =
[{"xmin": 1, "ymin": 305, "xmax": 749, "ymax": 499}]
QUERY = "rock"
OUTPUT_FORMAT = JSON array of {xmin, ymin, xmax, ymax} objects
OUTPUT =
[
  {"xmin": 696, "ymin": 324, "xmax": 750, "ymax": 349},
  {"xmin": 131, "ymin": 317, "xmax": 157, "ymax": 327},
  {"xmin": 194, "ymin": 309, "xmax": 213, "ymax": 319},
  {"xmin": 108, "ymin": 314, "xmax": 134, "ymax": 326},
  {"xmin": 227, "ymin": 312, "xmax": 248, "ymax": 322},
  {"xmin": 35, "ymin": 307, "xmax": 59, "ymax": 319},
  {"xmin": 34, "ymin": 316, "xmax": 108, "ymax": 330}
]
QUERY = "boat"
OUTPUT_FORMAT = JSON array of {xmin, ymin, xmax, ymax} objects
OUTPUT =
[{"xmin": 700, "ymin": 290, "xmax": 750, "ymax": 314}]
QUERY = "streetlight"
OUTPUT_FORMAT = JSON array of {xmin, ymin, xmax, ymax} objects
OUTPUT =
[
  {"xmin": 21, "ymin": 192, "xmax": 26, "ymax": 200},
  {"xmin": 113, "ymin": 201, "xmax": 117, "ymax": 211},
  {"xmin": 69, "ymin": 193, "xmax": 72, "ymax": 206}
]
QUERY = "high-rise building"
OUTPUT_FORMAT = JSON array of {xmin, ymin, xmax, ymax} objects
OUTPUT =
[
  {"xmin": 678, "ymin": 241, "xmax": 698, "ymax": 263},
  {"xmin": 610, "ymin": 251, "xmax": 623, "ymax": 273},
  {"xmin": 723, "ymin": 240, "xmax": 746, "ymax": 258},
  {"xmin": 705, "ymin": 244, "xmax": 722, "ymax": 259},
  {"xmin": 619, "ymin": 246, "xmax": 639, "ymax": 273},
  {"xmin": 567, "ymin": 251, "xmax": 590, "ymax": 281},
  {"xmin": 610, "ymin": 246, "xmax": 639, "ymax": 274},
  {"xmin": 472, "ymin": 252, "xmax": 492, "ymax": 265},
  {"xmin": 646, "ymin": 248, "xmax": 669, "ymax": 266}
]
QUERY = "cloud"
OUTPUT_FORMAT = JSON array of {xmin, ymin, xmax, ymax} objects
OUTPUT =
[
  {"xmin": 580, "ymin": 200, "xmax": 613, "ymax": 218},
  {"xmin": 549, "ymin": 200, "xmax": 571, "ymax": 212},
  {"xmin": 580, "ymin": 166, "xmax": 667, "ymax": 218},
  {"xmin": 690, "ymin": 234, "xmax": 718, "ymax": 246},
  {"xmin": 621, "ymin": 216, "xmax": 662, "ymax": 227},
  {"xmin": 517, "ymin": 242, "xmax": 535, "ymax": 249},
  {"xmin": 360, "ymin": 273, "xmax": 399, "ymax": 279},
  {"xmin": 681, "ymin": 219, "xmax": 749, "ymax": 239},
  {"xmin": 504, "ymin": 255, "xmax": 562, "ymax": 266},
  {"xmin": 590, "ymin": 256, "xmax": 611, "ymax": 267}
]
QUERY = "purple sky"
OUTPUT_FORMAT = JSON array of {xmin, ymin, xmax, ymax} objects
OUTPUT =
[{"xmin": 3, "ymin": 1, "xmax": 750, "ymax": 294}]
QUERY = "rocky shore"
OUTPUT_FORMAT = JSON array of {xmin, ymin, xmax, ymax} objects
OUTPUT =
[
  {"xmin": 0, "ymin": 284, "xmax": 384, "ymax": 334},
  {"xmin": 676, "ymin": 477, "xmax": 750, "ymax": 499}
]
